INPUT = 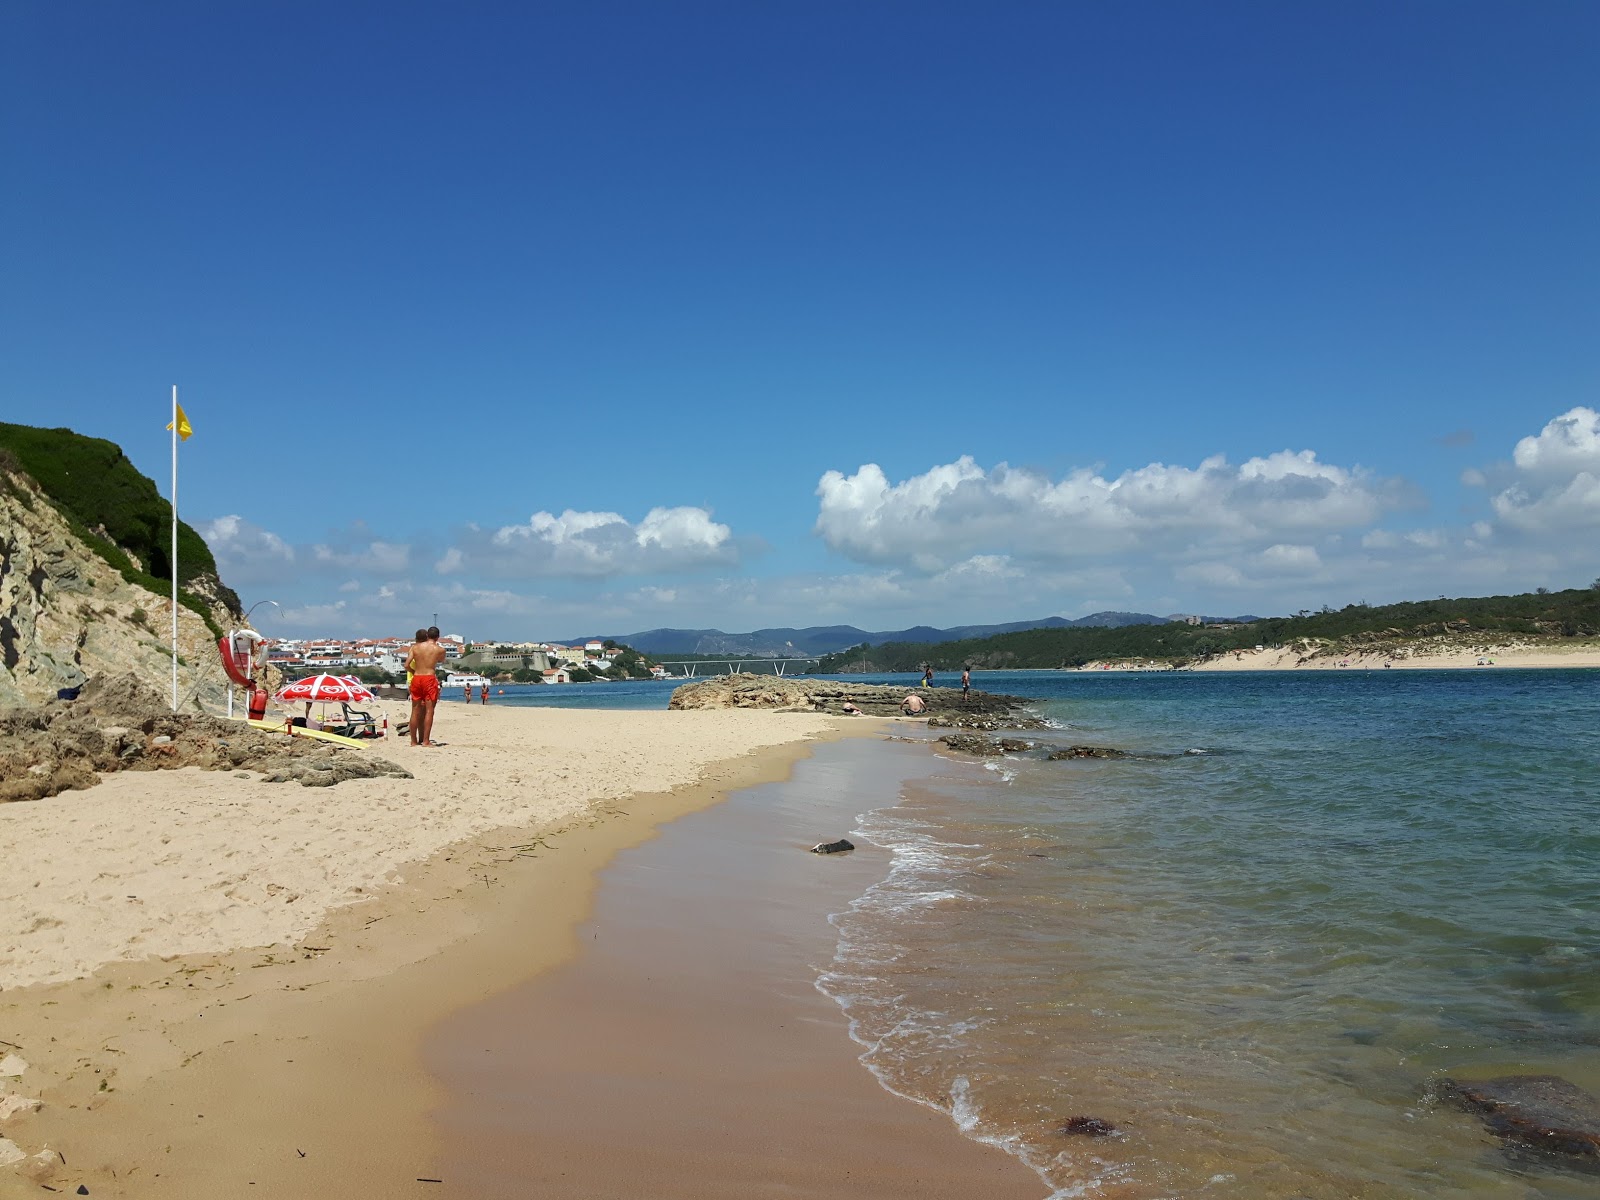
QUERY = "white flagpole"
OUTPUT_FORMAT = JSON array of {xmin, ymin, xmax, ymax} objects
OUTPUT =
[{"xmin": 171, "ymin": 385, "xmax": 179, "ymax": 712}]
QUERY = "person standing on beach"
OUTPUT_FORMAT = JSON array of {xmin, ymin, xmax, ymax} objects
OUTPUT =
[
  {"xmin": 923, "ymin": 665, "xmax": 934, "ymax": 688},
  {"xmin": 961, "ymin": 665, "xmax": 971, "ymax": 704},
  {"xmin": 406, "ymin": 628, "xmax": 446, "ymax": 746},
  {"xmin": 480, "ymin": 682, "xmax": 489, "ymax": 704}
]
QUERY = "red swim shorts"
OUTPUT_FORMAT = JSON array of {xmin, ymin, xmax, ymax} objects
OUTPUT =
[{"xmin": 409, "ymin": 675, "xmax": 440, "ymax": 703}]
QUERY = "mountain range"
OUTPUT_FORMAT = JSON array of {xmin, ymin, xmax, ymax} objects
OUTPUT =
[{"xmin": 562, "ymin": 612, "xmax": 1262, "ymax": 658}]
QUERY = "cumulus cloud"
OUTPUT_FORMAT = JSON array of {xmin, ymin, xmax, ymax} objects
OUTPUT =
[
  {"xmin": 447, "ymin": 505, "xmax": 738, "ymax": 579},
  {"xmin": 815, "ymin": 450, "xmax": 1401, "ymax": 570},
  {"xmin": 1486, "ymin": 407, "xmax": 1600, "ymax": 533}
]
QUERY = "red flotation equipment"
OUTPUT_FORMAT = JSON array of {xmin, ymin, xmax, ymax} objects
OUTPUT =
[{"xmin": 218, "ymin": 629, "xmax": 267, "ymax": 687}]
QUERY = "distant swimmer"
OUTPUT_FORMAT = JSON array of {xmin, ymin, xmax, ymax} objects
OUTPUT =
[{"xmin": 406, "ymin": 628, "xmax": 447, "ymax": 746}]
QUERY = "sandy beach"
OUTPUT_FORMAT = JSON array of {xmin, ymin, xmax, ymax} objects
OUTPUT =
[
  {"xmin": 0, "ymin": 704, "xmax": 850, "ymax": 1196},
  {"xmin": 1060, "ymin": 640, "xmax": 1600, "ymax": 673},
  {"xmin": 1186, "ymin": 641, "xmax": 1600, "ymax": 672}
]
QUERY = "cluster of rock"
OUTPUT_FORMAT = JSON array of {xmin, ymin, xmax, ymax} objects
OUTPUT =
[
  {"xmin": 668, "ymin": 673, "xmax": 1028, "ymax": 716},
  {"xmin": 926, "ymin": 712, "xmax": 1049, "ymax": 731},
  {"xmin": 1436, "ymin": 1074, "xmax": 1600, "ymax": 1161},
  {"xmin": 0, "ymin": 672, "xmax": 411, "ymax": 803},
  {"xmin": 936, "ymin": 734, "xmax": 1036, "ymax": 757},
  {"xmin": 935, "ymin": 734, "xmax": 1131, "ymax": 760}
]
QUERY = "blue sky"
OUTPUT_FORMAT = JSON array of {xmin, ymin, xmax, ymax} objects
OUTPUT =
[{"xmin": 4, "ymin": 1, "xmax": 1597, "ymax": 638}]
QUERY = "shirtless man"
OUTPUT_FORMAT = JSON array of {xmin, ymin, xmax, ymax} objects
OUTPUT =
[{"xmin": 406, "ymin": 627, "xmax": 447, "ymax": 746}]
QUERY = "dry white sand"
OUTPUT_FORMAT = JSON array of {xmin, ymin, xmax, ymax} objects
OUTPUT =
[
  {"xmin": 0, "ymin": 704, "xmax": 830, "ymax": 991},
  {"xmin": 1188, "ymin": 642, "xmax": 1600, "ymax": 671}
]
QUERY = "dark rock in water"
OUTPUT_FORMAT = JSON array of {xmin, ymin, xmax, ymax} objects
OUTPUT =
[
  {"xmin": 928, "ymin": 714, "xmax": 1000, "ymax": 731},
  {"xmin": 1047, "ymin": 746, "xmax": 1130, "ymax": 760},
  {"xmin": 928, "ymin": 713, "xmax": 1049, "ymax": 732},
  {"xmin": 937, "ymin": 734, "xmax": 1004, "ymax": 757},
  {"xmin": 1438, "ymin": 1075, "xmax": 1600, "ymax": 1159},
  {"xmin": 810, "ymin": 839, "xmax": 854, "ymax": 855},
  {"xmin": 997, "ymin": 738, "xmax": 1033, "ymax": 752},
  {"xmin": 1059, "ymin": 1116, "xmax": 1117, "ymax": 1137}
]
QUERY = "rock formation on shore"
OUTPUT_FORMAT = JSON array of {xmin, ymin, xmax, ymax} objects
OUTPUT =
[
  {"xmin": 0, "ymin": 432, "xmax": 244, "ymax": 710},
  {"xmin": 0, "ymin": 673, "xmax": 410, "ymax": 803},
  {"xmin": 667, "ymin": 673, "xmax": 1028, "ymax": 716}
]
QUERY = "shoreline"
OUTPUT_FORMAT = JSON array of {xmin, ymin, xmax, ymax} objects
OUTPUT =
[
  {"xmin": 0, "ymin": 707, "xmax": 841, "ymax": 1197},
  {"xmin": 426, "ymin": 733, "xmax": 1044, "ymax": 1199}
]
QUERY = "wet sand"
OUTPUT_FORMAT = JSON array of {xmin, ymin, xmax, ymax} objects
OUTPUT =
[{"xmin": 427, "ymin": 735, "xmax": 1044, "ymax": 1199}]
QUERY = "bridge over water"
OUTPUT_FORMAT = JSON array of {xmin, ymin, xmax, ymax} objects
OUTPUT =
[{"xmin": 654, "ymin": 657, "xmax": 822, "ymax": 678}]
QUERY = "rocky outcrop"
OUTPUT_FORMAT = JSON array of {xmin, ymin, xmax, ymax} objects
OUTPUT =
[
  {"xmin": 810, "ymin": 839, "xmax": 855, "ymax": 854},
  {"xmin": 937, "ymin": 734, "xmax": 1005, "ymax": 756},
  {"xmin": 1047, "ymin": 746, "xmax": 1130, "ymax": 760},
  {"xmin": 1437, "ymin": 1074, "xmax": 1600, "ymax": 1160},
  {"xmin": 0, "ymin": 673, "xmax": 410, "ymax": 803},
  {"xmin": 926, "ymin": 713, "xmax": 1050, "ymax": 731},
  {"xmin": 0, "ymin": 467, "xmax": 239, "ymax": 710},
  {"xmin": 668, "ymin": 673, "xmax": 1028, "ymax": 716}
]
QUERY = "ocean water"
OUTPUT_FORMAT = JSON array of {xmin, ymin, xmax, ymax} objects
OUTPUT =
[{"xmin": 816, "ymin": 669, "xmax": 1600, "ymax": 1198}]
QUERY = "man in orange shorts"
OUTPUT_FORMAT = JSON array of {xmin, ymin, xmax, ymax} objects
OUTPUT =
[{"xmin": 405, "ymin": 627, "xmax": 447, "ymax": 746}]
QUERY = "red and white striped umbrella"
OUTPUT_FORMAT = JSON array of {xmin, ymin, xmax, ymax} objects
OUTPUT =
[{"xmin": 274, "ymin": 674, "xmax": 377, "ymax": 705}]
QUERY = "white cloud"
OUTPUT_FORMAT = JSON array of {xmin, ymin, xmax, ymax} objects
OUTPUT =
[
  {"xmin": 1257, "ymin": 543, "xmax": 1322, "ymax": 574},
  {"xmin": 311, "ymin": 539, "xmax": 411, "ymax": 576},
  {"xmin": 455, "ymin": 505, "xmax": 738, "ymax": 579},
  {"xmin": 198, "ymin": 515, "xmax": 295, "ymax": 585},
  {"xmin": 1510, "ymin": 407, "xmax": 1600, "ymax": 479},
  {"xmin": 815, "ymin": 450, "xmax": 1400, "ymax": 570},
  {"xmin": 1360, "ymin": 529, "xmax": 1445, "ymax": 551},
  {"xmin": 1471, "ymin": 408, "xmax": 1600, "ymax": 535}
]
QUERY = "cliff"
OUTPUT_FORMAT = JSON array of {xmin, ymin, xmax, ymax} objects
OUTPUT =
[{"xmin": 0, "ymin": 433, "xmax": 244, "ymax": 710}]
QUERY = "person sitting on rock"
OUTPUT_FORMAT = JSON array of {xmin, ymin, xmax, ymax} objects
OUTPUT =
[
  {"xmin": 841, "ymin": 701, "xmax": 863, "ymax": 715},
  {"xmin": 900, "ymin": 692, "xmax": 926, "ymax": 715}
]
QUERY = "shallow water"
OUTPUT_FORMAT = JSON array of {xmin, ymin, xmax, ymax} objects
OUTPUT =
[{"xmin": 819, "ymin": 669, "xmax": 1600, "ymax": 1197}]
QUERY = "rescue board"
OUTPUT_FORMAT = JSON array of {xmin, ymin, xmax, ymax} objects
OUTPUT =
[{"xmin": 246, "ymin": 718, "xmax": 373, "ymax": 748}]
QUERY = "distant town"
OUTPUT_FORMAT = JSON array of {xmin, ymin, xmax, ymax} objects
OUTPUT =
[{"xmin": 265, "ymin": 635, "xmax": 672, "ymax": 685}]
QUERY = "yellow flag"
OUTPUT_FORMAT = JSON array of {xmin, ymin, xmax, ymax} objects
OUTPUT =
[{"xmin": 167, "ymin": 404, "xmax": 193, "ymax": 441}]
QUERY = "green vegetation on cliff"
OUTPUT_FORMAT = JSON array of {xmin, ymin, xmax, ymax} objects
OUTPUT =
[
  {"xmin": 819, "ymin": 588, "xmax": 1600, "ymax": 672},
  {"xmin": 0, "ymin": 423, "xmax": 240, "ymax": 633}
]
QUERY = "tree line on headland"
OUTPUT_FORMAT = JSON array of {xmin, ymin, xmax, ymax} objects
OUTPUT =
[{"xmin": 817, "ymin": 587, "xmax": 1600, "ymax": 673}]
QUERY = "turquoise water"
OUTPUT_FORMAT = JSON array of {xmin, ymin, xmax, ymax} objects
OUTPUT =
[{"xmin": 815, "ymin": 669, "xmax": 1600, "ymax": 1197}]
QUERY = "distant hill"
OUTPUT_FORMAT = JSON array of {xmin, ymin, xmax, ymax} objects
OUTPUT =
[
  {"xmin": 560, "ymin": 612, "xmax": 1195, "ymax": 657},
  {"xmin": 813, "ymin": 590, "xmax": 1600, "ymax": 673}
]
